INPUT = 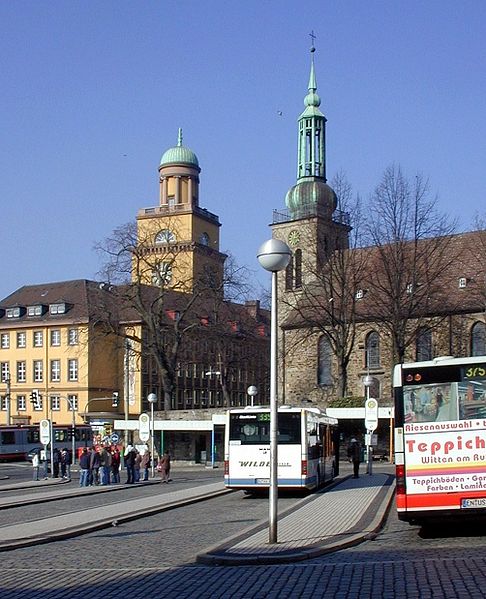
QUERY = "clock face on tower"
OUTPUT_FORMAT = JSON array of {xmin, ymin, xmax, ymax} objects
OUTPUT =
[
  {"xmin": 288, "ymin": 229, "xmax": 301, "ymax": 246},
  {"xmin": 155, "ymin": 229, "xmax": 176, "ymax": 244}
]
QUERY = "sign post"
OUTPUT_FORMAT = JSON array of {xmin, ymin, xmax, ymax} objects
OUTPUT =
[
  {"xmin": 39, "ymin": 419, "xmax": 51, "ymax": 479},
  {"xmin": 138, "ymin": 413, "xmax": 150, "ymax": 443},
  {"xmin": 364, "ymin": 398, "xmax": 379, "ymax": 476}
]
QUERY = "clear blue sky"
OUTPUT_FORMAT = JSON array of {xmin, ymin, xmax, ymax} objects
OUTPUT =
[{"xmin": 1, "ymin": 1, "xmax": 485, "ymax": 300}]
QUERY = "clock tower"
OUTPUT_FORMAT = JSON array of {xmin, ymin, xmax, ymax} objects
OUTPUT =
[{"xmin": 135, "ymin": 129, "xmax": 226, "ymax": 292}]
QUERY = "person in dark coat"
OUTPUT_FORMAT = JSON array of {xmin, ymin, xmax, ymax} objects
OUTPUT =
[
  {"xmin": 347, "ymin": 438, "xmax": 362, "ymax": 478},
  {"xmin": 157, "ymin": 451, "xmax": 171, "ymax": 483},
  {"xmin": 124, "ymin": 445, "xmax": 136, "ymax": 484},
  {"xmin": 52, "ymin": 448, "xmax": 61, "ymax": 478}
]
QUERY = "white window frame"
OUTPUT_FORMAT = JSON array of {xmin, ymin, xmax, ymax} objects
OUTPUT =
[
  {"xmin": 50, "ymin": 329, "xmax": 61, "ymax": 347},
  {"xmin": 33, "ymin": 360, "xmax": 43, "ymax": 382},
  {"xmin": 459, "ymin": 277, "xmax": 467, "ymax": 289},
  {"xmin": 50, "ymin": 360, "xmax": 61, "ymax": 382},
  {"xmin": 1, "ymin": 333, "xmax": 9, "ymax": 349},
  {"xmin": 68, "ymin": 359, "xmax": 78, "ymax": 382},
  {"xmin": 68, "ymin": 328, "xmax": 79, "ymax": 346},
  {"xmin": 16, "ymin": 332, "xmax": 26, "ymax": 348},
  {"xmin": 6, "ymin": 308, "xmax": 20, "ymax": 318},
  {"xmin": 1, "ymin": 362, "xmax": 9, "ymax": 383},
  {"xmin": 17, "ymin": 395, "xmax": 26, "ymax": 412},
  {"xmin": 16, "ymin": 361, "xmax": 26, "ymax": 383},
  {"xmin": 50, "ymin": 395, "xmax": 61, "ymax": 411},
  {"xmin": 67, "ymin": 394, "xmax": 78, "ymax": 411},
  {"xmin": 33, "ymin": 331, "xmax": 43, "ymax": 348}
]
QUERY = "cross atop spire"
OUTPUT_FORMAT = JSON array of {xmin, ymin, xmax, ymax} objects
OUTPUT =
[{"xmin": 309, "ymin": 30, "xmax": 316, "ymax": 51}]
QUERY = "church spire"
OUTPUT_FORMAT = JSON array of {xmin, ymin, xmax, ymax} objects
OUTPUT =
[{"xmin": 297, "ymin": 40, "xmax": 327, "ymax": 181}]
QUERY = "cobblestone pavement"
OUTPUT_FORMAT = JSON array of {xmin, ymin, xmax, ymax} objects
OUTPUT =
[{"xmin": 2, "ymin": 464, "xmax": 486, "ymax": 597}]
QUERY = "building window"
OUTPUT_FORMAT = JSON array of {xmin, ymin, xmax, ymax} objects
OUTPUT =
[
  {"xmin": 16, "ymin": 361, "xmax": 26, "ymax": 383},
  {"xmin": 356, "ymin": 289, "xmax": 365, "ymax": 300},
  {"xmin": 68, "ymin": 359, "xmax": 78, "ymax": 381},
  {"xmin": 459, "ymin": 277, "xmax": 467, "ymax": 289},
  {"xmin": 17, "ymin": 395, "xmax": 26, "ymax": 412},
  {"xmin": 50, "ymin": 329, "xmax": 61, "ymax": 347},
  {"xmin": 50, "ymin": 360, "xmax": 61, "ymax": 382},
  {"xmin": 33, "ymin": 331, "xmax": 43, "ymax": 347},
  {"xmin": 27, "ymin": 305, "xmax": 43, "ymax": 317},
  {"xmin": 51, "ymin": 395, "xmax": 61, "ymax": 411},
  {"xmin": 285, "ymin": 256, "xmax": 294, "ymax": 291},
  {"xmin": 471, "ymin": 321, "xmax": 486, "ymax": 357},
  {"xmin": 1, "ymin": 333, "xmax": 9, "ymax": 349},
  {"xmin": 68, "ymin": 394, "xmax": 78, "ymax": 411},
  {"xmin": 1, "ymin": 362, "xmax": 9, "ymax": 383},
  {"xmin": 49, "ymin": 303, "xmax": 66, "ymax": 315},
  {"xmin": 33, "ymin": 360, "xmax": 43, "ymax": 382},
  {"xmin": 16, "ymin": 332, "xmax": 26, "ymax": 348},
  {"xmin": 6, "ymin": 307, "xmax": 20, "ymax": 318},
  {"xmin": 365, "ymin": 332, "xmax": 380, "ymax": 369},
  {"xmin": 317, "ymin": 335, "xmax": 333, "ymax": 387},
  {"xmin": 294, "ymin": 249, "xmax": 302, "ymax": 289},
  {"xmin": 68, "ymin": 328, "xmax": 79, "ymax": 345},
  {"xmin": 416, "ymin": 328, "xmax": 433, "ymax": 362}
]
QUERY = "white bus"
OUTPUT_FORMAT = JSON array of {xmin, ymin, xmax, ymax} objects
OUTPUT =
[{"xmin": 224, "ymin": 406, "xmax": 339, "ymax": 491}]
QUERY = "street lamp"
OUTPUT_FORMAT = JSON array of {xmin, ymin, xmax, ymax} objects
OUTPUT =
[
  {"xmin": 257, "ymin": 238, "xmax": 292, "ymax": 544},
  {"xmin": 3, "ymin": 373, "xmax": 11, "ymax": 426},
  {"xmin": 247, "ymin": 385, "xmax": 258, "ymax": 407},
  {"xmin": 147, "ymin": 393, "xmax": 157, "ymax": 478}
]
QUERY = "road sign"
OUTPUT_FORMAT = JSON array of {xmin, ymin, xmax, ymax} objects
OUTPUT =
[
  {"xmin": 39, "ymin": 419, "xmax": 51, "ymax": 445},
  {"xmin": 139, "ymin": 413, "xmax": 150, "ymax": 442},
  {"xmin": 364, "ymin": 398, "xmax": 379, "ymax": 432},
  {"xmin": 110, "ymin": 433, "xmax": 120, "ymax": 444}
]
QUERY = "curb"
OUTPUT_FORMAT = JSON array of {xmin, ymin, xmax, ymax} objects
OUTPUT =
[{"xmin": 197, "ymin": 475, "xmax": 396, "ymax": 566}]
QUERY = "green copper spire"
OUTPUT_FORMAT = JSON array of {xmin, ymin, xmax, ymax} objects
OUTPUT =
[
  {"xmin": 297, "ymin": 44, "xmax": 327, "ymax": 180},
  {"xmin": 160, "ymin": 129, "xmax": 199, "ymax": 168}
]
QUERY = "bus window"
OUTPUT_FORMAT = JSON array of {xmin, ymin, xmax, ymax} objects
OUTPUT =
[
  {"xmin": 229, "ymin": 413, "xmax": 301, "ymax": 445},
  {"xmin": 1, "ymin": 431, "xmax": 16, "ymax": 445}
]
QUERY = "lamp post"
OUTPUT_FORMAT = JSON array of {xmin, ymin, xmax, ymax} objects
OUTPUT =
[
  {"xmin": 247, "ymin": 385, "xmax": 258, "ymax": 407},
  {"xmin": 257, "ymin": 238, "xmax": 292, "ymax": 544},
  {"xmin": 4, "ymin": 373, "xmax": 11, "ymax": 426},
  {"xmin": 147, "ymin": 393, "xmax": 157, "ymax": 478}
]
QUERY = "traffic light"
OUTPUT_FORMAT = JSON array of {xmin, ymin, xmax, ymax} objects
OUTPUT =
[
  {"xmin": 30, "ymin": 390, "xmax": 42, "ymax": 410},
  {"xmin": 112, "ymin": 392, "xmax": 119, "ymax": 408}
]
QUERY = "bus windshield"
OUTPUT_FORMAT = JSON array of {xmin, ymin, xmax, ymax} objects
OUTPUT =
[
  {"xmin": 403, "ymin": 363, "xmax": 486, "ymax": 423},
  {"xmin": 229, "ymin": 412, "xmax": 301, "ymax": 445}
]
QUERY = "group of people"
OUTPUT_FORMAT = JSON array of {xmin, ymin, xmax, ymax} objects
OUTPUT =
[
  {"xmin": 78, "ymin": 445, "xmax": 122, "ymax": 487},
  {"xmin": 32, "ymin": 447, "xmax": 73, "ymax": 481},
  {"xmin": 78, "ymin": 444, "xmax": 171, "ymax": 486}
]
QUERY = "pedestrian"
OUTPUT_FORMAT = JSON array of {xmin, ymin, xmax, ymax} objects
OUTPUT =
[
  {"xmin": 141, "ymin": 445, "xmax": 151, "ymax": 481},
  {"xmin": 347, "ymin": 437, "xmax": 362, "ymax": 478},
  {"xmin": 157, "ymin": 450, "xmax": 171, "ymax": 483},
  {"xmin": 124, "ymin": 444, "xmax": 136, "ymax": 484},
  {"xmin": 40, "ymin": 447, "xmax": 49, "ymax": 479},
  {"xmin": 134, "ymin": 449, "xmax": 142, "ymax": 483},
  {"xmin": 99, "ymin": 446, "xmax": 112, "ymax": 485},
  {"xmin": 60, "ymin": 448, "xmax": 72, "ymax": 480},
  {"xmin": 79, "ymin": 447, "xmax": 90, "ymax": 487},
  {"xmin": 111, "ymin": 447, "xmax": 121, "ymax": 483},
  {"xmin": 89, "ymin": 446, "xmax": 101, "ymax": 485},
  {"xmin": 32, "ymin": 451, "xmax": 40, "ymax": 481},
  {"xmin": 52, "ymin": 448, "xmax": 61, "ymax": 478}
]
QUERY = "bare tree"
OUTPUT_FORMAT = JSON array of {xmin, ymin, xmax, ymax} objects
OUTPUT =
[
  {"xmin": 363, "ymin": 165, "xmax": 458, "ymax": 364},
  {"xmin": 281, "ymin": 172, "xmax": 368, "ymax": 398},
  {"xmin": 94, "ymin": 221, "xmax": 261, "ymax": 411}
]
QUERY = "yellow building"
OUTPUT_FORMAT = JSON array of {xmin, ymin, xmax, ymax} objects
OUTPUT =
[{"xmin": 0, "ymin": 280, "xmax": 121, "ymax": 428}]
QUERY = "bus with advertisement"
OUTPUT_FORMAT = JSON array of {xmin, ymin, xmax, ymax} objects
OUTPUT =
[
  {"xmin": 394, "ymin": 355, "xmax": 486, "ymax": 524},
  {"xmin": 224, "ymin": 405, "xmax": 339, "ymax": 492}
]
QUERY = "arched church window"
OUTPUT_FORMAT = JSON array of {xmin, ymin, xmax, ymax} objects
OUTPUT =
[
  {"xmin": 317, "ymin": 335, "xmax": 332, "ymax": 387},
  {"xmin": 155, "ymin": 229, "xmax": 176, "ymax": 244},
  {"xmin": 416, "ymin": 328, "xmax": 433, "ymax": 362},
  {"xmin": 471, "ymin": 321, "xmax": 486, "ymax": 356},
  {"xmin": 294, "ymin": 249, "xmax": 302, "ymax": 288},
  {"xmin": 285, "ymin": 256, "xmax": 294, "ymax": 291},
  {"xmin": 365, "ymin": 331, "xmax": 380, "ymax": 369}
]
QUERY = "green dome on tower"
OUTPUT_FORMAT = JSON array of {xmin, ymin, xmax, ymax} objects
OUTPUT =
[{"xmin": 160, "ymin": 128, "xmax": 199, "ymax": 168}]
